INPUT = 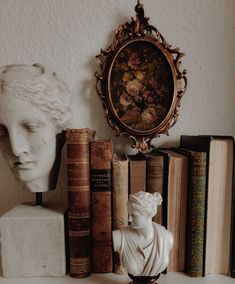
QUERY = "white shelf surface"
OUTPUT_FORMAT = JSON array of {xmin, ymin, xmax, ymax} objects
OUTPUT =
[{"xmin": 0, "ymin": 273, "xmax": 234, "ymax": 284}]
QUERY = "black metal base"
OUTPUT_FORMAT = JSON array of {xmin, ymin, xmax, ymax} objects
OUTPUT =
[
  {"xmin": 36, "ymin": 192, "xmax": 43, "ymax": 206},
  {"xmin": 128, "ymin": 273, "xmax": 160, "ymax": 284}
]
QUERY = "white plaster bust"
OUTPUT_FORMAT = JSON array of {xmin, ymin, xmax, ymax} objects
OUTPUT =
[
  {"xmin": 112, "ymin": 191, "xmax": 173, "ymax": 277},
  {"xmin": 0, "ymin": 64, "xmax": 71, "ymax": 192}
]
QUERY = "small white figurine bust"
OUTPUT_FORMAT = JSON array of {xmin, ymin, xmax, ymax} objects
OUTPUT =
[
  {"xmin": 0, "ymin": 64, "xmax": 71, "ymax": 193},
  {"xmin": 112, "ymin": 191, "xmax": 173, "ymax": 279}
]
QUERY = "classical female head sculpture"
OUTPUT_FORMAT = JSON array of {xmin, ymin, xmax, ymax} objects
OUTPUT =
[
  {"xmin": 112, "ymin": 191, "xmax": 173, "ymax": 282},
  {"xmin": 0, "ymin": 64, "xmax": 72, "ymax": 193},
  {"xmin": 127, "ymin": 191, "xmax": 162, "ymax": 219}
]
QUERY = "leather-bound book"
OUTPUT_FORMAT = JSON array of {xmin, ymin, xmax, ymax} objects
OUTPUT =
[
  {"xmin": 66, "ymin": 128, "xmax": 95, "ymax": 278},
  {"xmin": 128, "ymin": 153, "xmax": 146, "ymax": 194},
  {"xmin": 112, "ymin": 153, "xmax": 128, "ymax": 274},
  {"xmin": 90, "ymin": 140, "xmax": 113, "ymax": 273}
]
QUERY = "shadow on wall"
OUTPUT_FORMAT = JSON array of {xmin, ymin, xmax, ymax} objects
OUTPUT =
[
  {"xmin": 79, "ymin": 54, "xmax": 117, "ymax": 141},
  {"xmin": 0, "ymin": 153, "xmax": 34, "ymax": 216},
  {"xmin": 152, "ymin": 137, "xmax": 180, "ymax": 149},
  {"xmin": 43, "ymin": 144, "xmax": 68, "ymax": 206},
  {"xmin": 77, "ymin": 11, "xmax": 139, "ymax": 143}
]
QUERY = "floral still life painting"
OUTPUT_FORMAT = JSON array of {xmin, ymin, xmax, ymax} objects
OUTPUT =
[{"xmin": 110, "ymin": 40, "xmax": 173, "ymax": 132}]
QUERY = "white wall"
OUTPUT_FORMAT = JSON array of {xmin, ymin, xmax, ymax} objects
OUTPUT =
[{"xmin": 0, "ymin": 0, "xmax": 235, "ymax": 215}]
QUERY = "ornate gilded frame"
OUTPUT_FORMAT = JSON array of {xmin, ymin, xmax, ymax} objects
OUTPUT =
[{"xmin": 95, "ymin": 2, "xmax": 187, "ymax": 152}]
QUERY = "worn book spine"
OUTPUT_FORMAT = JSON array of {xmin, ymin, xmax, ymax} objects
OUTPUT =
[
  {"xmin": 112, "ymin": 153, "xmax": 129, "ymax": 274},
  {"xmin": 128, "ymin": 153, "xmax": 146, "ymax": 194},
  {"xmin": 186, "ymin": 151, "xmax": 207, "ymax": 277},
  {"xmin": 66, "ymin": 128, "xmax": 95, "ymax": 278},
  {"xmin": 90, "ymin": 140, "xmax": 113, "ymax": 273},
  {"xmin": 146, "ymin": 154, "xmax": 164, "ymax": 225},
  {"xmin": 168, "ymin": 152, "xmax": 188, "ymax": 273},
  {"xmin": 155, "ymin": 149, "xmax": 188, "ymax": 272}
]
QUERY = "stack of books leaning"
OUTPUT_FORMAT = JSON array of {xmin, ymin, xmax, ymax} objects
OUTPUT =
[{"xmin": 65, "ymin": 129, "xmax": 235, "ymax": 279}]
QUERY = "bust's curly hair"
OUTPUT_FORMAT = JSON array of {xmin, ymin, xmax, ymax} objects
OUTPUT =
[
  {"xmin": 0, "ymin": 64, "xmax": 72, "ymax": 133},
  {"xmin": 127, "ymin": 191, "xmax": 162, "ymax": 218}
]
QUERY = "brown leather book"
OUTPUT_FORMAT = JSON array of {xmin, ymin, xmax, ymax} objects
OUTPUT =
[
  {"xmin": 90, "ymin": 140, "xmax": 113, "ymax": 273},
  {"xmin": 128, "ymin": 153, "xmax": 146, "ymax": 194},
  {"xmin": 112, "ymin": 153, "xmax": 129, "ymax": 274},
  {"xmin": 66, "ymin": 128, "xmax": 95, "ymax": 278}
]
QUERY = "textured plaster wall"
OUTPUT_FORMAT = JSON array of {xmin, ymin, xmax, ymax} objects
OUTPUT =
[{"xmin": 0, "ymin": 0, "xmax": 235, "ymax": 216}]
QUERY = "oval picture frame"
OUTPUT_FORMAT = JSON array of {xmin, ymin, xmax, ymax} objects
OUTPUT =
[{"xmin": 96, "ymin": 3, "xmax": 187, "ymax": 152}]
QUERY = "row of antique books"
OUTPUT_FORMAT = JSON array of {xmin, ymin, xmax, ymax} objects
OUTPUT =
[{"xmin": 65, "ymin": 129, "xmax": 235, "ymax": 278}]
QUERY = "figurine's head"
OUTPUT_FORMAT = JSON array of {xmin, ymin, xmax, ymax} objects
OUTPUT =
[
  {"xmin": 0, "ymin": 64, "xmax": 71, "ymax": 192},
  {"xmin": 127, "ymin": 191, "xmax": 162, "ymax": 228},
  {"xmin": 127, "ymin": 191, "xmax": 162, "ymax": 218}
]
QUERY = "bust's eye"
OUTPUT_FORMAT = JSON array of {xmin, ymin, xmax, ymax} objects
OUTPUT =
[
  {"xmin": 23, "ymin": 123, "xmax": 41, "ymax": 133},
  {"xmin": 0, "ymin": 125, "xmax": 8, "ymax": 136}
]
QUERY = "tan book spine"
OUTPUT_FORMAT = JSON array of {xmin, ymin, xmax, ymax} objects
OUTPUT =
[
  {"xmin": 146, "ymin": 154, "xmax": 164, "ymax": 225},
  {"xmin": 112, "ymin": 153, "xmax": 128, "ymax": 274},
  {"xmin": 66, "ymin": 128, "xmax": 95, "ymax": 278},
  {"xmin": 128, "ymin": 153, "xmax": 146, "ymax": 194},
  {"xmin": 167, "ymin": 152, "xmax": 188, "ymax": 272},
  {"xmin": 156, "ymin": 149, "xmax": 188, "ymax": 273},
  {"xmin": 90, "ymin": 140, "xmax": 113, "ymax": 273}
]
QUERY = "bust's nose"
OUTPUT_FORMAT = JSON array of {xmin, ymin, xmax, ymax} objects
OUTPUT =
[{"xmin": 9, "ymin": 130, "xmax": 29, "ymax": 157}]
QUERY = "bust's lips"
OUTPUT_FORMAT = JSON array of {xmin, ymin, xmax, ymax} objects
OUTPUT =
[{"xmin": 14, "ymin": 161, "xmax": 35, "ymax": 170}]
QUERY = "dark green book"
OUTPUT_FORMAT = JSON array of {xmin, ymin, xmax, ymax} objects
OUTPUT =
[{"xmin": 173, "ymin": 147, "xmax": 207, "ymax": 277}]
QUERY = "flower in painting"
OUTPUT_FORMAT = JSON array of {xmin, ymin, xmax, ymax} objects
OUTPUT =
[
  {"xmin": 149, "ymin": 76, "xmax": 158, "ymax": 89},
  {"xmin": 128, "ymin": 52, "xmax": 142, "ymax": 70},
  {"xmin": 143, "ymin": 90, "xmax": 154, "ymax": 104},
  {"xmin": 133, "ymin": 70, "xmax": 145, "ymax": 81},
  {"xmin": 119, "ymin": 93, "xmax": 132, "ymax": 107},
  {"xmin": 116, "ymin": 63, "xmax": 129, "ymax": 72},
  {"xmin": 141, "ymin": 107, "xmax": 157, "ymax": 124},
  {"xmin": 156, "ymin": 84, "xmax": 168, "ymax": 97},
  {"xmin": 122, "ymin": 72, "xmax": 132, "ymax": 82},
  {"xmin": 126, "ymin": 79, "xmax": 142, "ymax": 97},
  {"xmin": 155, "ymin": 104, "xmax": 166, "ymax": 119}
]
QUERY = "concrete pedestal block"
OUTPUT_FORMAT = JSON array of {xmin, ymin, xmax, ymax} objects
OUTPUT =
[{"xmin": 0, "ymin": 203, "xmax": 66, "ymax": 277}]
